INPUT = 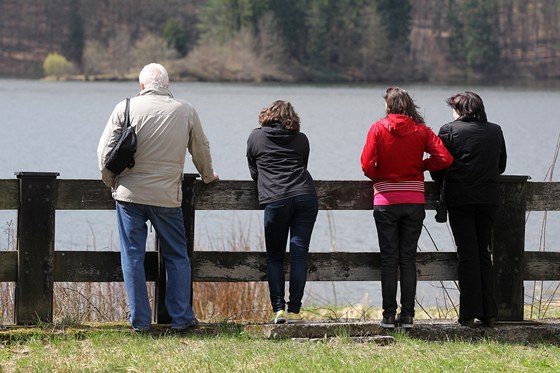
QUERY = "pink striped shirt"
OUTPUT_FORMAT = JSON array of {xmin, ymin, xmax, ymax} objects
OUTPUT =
[{"xmin": 373, "ymin": 181, "xmax": 425, "ymax": 206}]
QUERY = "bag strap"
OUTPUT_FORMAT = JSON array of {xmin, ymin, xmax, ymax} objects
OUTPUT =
[
  {"xmin": 440, "ymin": 172, "xmax": 448, "ymax": 201},
  {"xmin": 124, "ymin": 98, "xmax": 131, "ymax": 128}
]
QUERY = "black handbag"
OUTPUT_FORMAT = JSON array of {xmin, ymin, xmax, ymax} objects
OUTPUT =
[
  {"xmin": 105, "ymin": 98, "xmax": 136, "ymax": 174},
  {"xmin": 435, "ymin": 173, "xmax": 448, "ymax": 223}
]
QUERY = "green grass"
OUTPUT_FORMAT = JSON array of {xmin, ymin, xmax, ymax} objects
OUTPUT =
[{"xmin": 0, "ymin": 324, "xmax": 558, "ymax": 372}]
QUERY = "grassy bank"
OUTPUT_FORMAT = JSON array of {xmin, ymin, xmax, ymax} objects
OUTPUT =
[{"xmin": 0, "ymin": 324, "xmax": 558, "ymax": 372}]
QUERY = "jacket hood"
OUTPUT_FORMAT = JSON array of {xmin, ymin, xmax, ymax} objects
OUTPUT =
[
  {"xmin": 381, "ymin": 114, "xmax": 419, "ymax": 136},
  {"xmin": 262, "ymin": 122, "xmax": 298, "ymax": 144}
]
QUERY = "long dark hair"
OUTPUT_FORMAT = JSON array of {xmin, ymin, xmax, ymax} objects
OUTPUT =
[
  {"xmin": 384, "ymin": 87, "xmax": 425, "ymax": 124},
  {"xmin": 258, "ymin": 100, "xmax": 301, "ymax": 132},
  {"xmin": 446, "ymin": 91, "xmax": 488, "ymax": 122}
]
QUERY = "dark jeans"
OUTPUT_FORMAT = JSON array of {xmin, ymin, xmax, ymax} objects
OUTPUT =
[
  {"xmin": 374, "ymin": 204, "xmax": 425, "ymax": 318},
  {"xmin": 264, "ymin": 194, "xmax": 318, "ymax": 313},
  {"xmin": 448, "ymin": 204, "xmax": 498, "ymax": 322}
]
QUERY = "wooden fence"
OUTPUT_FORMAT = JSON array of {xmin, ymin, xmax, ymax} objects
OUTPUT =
[{"xmin": 0, "ymin": 172, "xmax": 559, "ymax": 324}]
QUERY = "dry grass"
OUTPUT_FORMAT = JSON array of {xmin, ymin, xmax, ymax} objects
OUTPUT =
[
  {"xmin": 52, "ymin": 282, "xmax": 130, "ymax": 325},
  {"xmin": 193, "ymin": 282, "xmax": 269, "ymax": 322},
  {"xmin": 0, "ymin": 282, "xmax": 14, "ymax": 322},
  {"xmin": 0, "ymin": 280, "xmax": 271, "ymax": 325}
]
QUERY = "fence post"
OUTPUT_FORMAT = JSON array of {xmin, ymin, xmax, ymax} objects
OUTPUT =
[
  {"xmin": 154, "ymin": 174, "xmax": 198, "ymax": 324},
  {"xmin": 493, "ymin": 175, "xmax": 529, "ymax": 321},
  {"xmin": 15, "ymin": 172, "xmax": 59, "ymax": 324}
]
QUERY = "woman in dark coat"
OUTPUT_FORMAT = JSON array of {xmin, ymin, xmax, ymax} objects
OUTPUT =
[
  {"xmin": 246, "ymin": 100, "xmax": 318, "ymax": 324},
  {"xmin": 433, "ymin": 91, "xmax": 507, "ymax": 328}
]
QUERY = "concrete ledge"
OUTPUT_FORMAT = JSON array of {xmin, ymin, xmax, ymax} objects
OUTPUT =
[
  {"xmin": 243, "ymin": 319, "xmax": 560, "ymax": 345},
  {"xmin": 292, "ymin": 336, "xmax": 396, "ymax": 345},
  {"xmin": 245, "ymin": 321, "xmax": 387, "ymax": 339},
  {"xmin": 0, "ymin": 320, "xmax": 558, "ymax": 345}
]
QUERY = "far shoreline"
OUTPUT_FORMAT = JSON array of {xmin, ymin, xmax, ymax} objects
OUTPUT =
[
  {"xmin": 44, "ymin": 75, "xmax": 560, "ymax": 90},
  {"xmin": 3, "ymin": 74, "xmax": 560, "ymax": 90}
]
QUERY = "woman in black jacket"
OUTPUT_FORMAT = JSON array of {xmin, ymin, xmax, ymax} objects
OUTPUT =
[
  {"xmin": 246, "ymin": 100, "xmax": 318, "ymax": 324},
  {"xmin": 433, "ymin": 91, "xmax": 507, "ymax": 328}
]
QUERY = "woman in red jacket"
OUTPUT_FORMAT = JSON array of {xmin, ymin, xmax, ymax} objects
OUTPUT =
[{"xmin": 361, "ymin": 87, "xmax": 453, "ymax": 329}]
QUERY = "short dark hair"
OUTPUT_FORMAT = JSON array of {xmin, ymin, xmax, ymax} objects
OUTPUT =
[
  {"xmin": 446, "ymin": 91, "xmax": 488, "ymax": 122},
  {"xmin": 259, "ymin": 100, "xmax": 301, "ymax": 132},
  {"xmin": 384, "ymin": 87, "xmax": 425, "ymax": 124}
]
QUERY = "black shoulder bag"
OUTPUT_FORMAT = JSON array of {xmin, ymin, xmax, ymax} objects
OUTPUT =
[
  {"xmin": 434, "ymin": 172, "xmax": 448, "ymax": 223},
  {"xmin": 105, "ymin": 98, "xmax": 136, "ymax": 174}
]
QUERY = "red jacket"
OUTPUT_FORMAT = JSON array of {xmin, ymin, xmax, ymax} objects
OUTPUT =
[{"xmin": 361, "ymin": 114, "xmax": 453, "ymax": 192}]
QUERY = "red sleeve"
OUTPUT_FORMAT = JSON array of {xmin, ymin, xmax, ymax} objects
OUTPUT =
[
  {"xmin": 361, "ymin": 124, "xmax": 378, "ymax": 180},
  {"xmin": 422, "ymin": 127, "xmax": 453, "ymax": 172}
]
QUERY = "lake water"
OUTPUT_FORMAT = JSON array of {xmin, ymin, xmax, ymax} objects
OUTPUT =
[{"xmin": 0, "ymin": 79, "xmax": 558, "ymax": 308}]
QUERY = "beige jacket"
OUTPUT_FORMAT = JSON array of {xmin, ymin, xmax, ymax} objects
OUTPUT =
[{"xmin": 97, "ymin": 87, "xmax": 216, "ymax": 208}]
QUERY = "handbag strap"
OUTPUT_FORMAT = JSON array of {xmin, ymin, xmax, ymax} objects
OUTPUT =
[
  {"xmin": 124, "ymin": 98, "xmax": 131, "ymax": 128},
  {"xmin": 440, "ymin": 172, "xmax": 448, "ymax": 200}
]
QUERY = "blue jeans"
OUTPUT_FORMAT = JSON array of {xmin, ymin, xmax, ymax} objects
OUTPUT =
[
  {"xmin": 374, "ymin": 204, "xmax": 425, "ymax": 318},
  {"xmin": 264, "ymin": 194, "xmax": 318, "ymax": 313},
  {"xmin": 448, "ymin": 204, "xmax": 498, "ymax": 322},
  {"xmin": 116, "ymin": 201, "xmax": 195, "ymax": 330}
]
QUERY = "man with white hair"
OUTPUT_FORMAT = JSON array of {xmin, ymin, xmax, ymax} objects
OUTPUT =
[{"xmin": 97, "ymin": 63, "xmax": 218, "ymax": 332}]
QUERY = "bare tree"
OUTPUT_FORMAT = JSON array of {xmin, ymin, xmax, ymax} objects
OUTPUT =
[{"xmin": 106, "ymin": 28, "xmax": 134, "ymax": 79}]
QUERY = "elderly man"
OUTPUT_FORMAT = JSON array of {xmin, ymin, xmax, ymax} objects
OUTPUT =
[{"xmin": 97, "ymin": 63, "xmax": 218, "ymax": 332}]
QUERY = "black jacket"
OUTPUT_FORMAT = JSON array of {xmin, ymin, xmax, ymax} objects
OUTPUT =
[
  {"xmin": 431, "ymin": 119, "xmax": 507, "ymax": 206},
  {"xmin": 246, "ymin": 123, "xmax": 316, "ymax": 205}
]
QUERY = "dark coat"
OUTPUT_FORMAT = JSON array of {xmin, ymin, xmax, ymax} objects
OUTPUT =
[
  {"xmin": 246, "ymin": 123, "xmax": 316, "ymax": 205},
  {"xmin": 431, "ymin": 119, "xmax": 507, "ymax": 207}
]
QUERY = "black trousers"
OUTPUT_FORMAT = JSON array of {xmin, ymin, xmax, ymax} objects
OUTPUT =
[
  {"xmin": 374, "ymin": 204, "xmax": 425, "ymax": 318},
  {"xmin": 448, "ymin": 204, "xmax": 499, "ymax": 322}
]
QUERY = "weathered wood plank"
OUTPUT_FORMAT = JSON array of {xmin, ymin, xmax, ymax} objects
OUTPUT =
[
  {"xmin": 6, "ymin": 178, "xmax": 556, "ymax": 211},
  {"xmin": 416, "ymin": 252, "xmax": 459, "ymax": 280},
  {"xmin": 524, "ymin": 251, "xmax": 560, "ymax": 280},
  {"xmin": 194, "ymin": 180, "xmax": 259, "ymax": 210},
  {"xmin": 53, "ymin": 251, "xmax": 159, "ymax": 282},
  {"xmin": 11, "ymin": 249, "xmax": 560, "ymax": 283},
  {"xmin": 41, "ymin": 178, "xmax": 557, "ymax": 211},
  {"xmin": 192, "ymin": 251, "xmax": 267, "ymax": 281},
  {"xmin": 56, "ymin": 180, "xmax": 114, "ymax": 210},
  {"xmin": 314, "ymin": 181, "xmax": 372, "ymax": 210},
  {"xmin": 28, "ymin": 250, "xmax": 462, "ymax": 282},
  {"xmin": 526, "ymin": 182, "xmax": 560, "ymax": 211},
  {"xmin": 0, "ymin": 252, "xmax": 17, "ymax": 281},
  {"xmin": 191, "ymin": 252, "xmax": 458, "ymax": 282},
  {"xmin": 194, "ymin": 180, "xmax": 440, "ymax": 210},
  {"xmin": 0, "ymin": 179, "xmax": 19, "ymax": 209}
]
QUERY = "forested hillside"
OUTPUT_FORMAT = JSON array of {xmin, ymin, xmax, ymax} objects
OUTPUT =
[{"xmin": 1, "ymin": 0, "xmax": 559, "ymax": 83}]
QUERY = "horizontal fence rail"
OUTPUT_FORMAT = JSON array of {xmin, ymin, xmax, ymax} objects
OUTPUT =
[{"xmin": 0, "ymin": 172, "xmax": 559, "ymax": 324}]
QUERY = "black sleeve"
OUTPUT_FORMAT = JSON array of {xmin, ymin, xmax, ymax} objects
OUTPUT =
[
  {"xmin": 430, "ymin": 124, "xmax": 452, "ymax": 182},
  {"xmin": 498, "ymin": 128, "xmax": 507, "ymax": 175},
  {"xmin": 246, "ymin": 132, "xmax": 258, "ymax": 181}
]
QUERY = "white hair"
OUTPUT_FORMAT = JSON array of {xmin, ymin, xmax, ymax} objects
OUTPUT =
[{"xmin": 139, "ymin": 63, "xmax": 169, "ymax": 89}]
